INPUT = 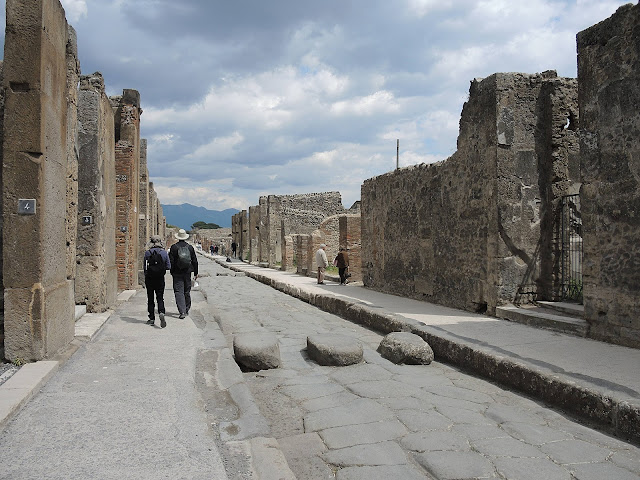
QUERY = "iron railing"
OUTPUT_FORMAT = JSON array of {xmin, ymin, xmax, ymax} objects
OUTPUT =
[{"xmin": 560, "ymin": 194, "xmax": 582, "ymax": 302}]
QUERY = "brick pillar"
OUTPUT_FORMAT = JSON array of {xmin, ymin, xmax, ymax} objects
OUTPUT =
[
  {"xmin": 112, "ymin": 90, "xmax": 142, "ymax": 290},
  {"xmin": 2, "ymin": 0, "xmax": 77, "ymax": 360},
  {"xmin": 138, "ymin": 138, "xmax": 149, "ymax": 285},
  {"xmin": 76, "ymin": 73, "xmax": 117, "ymax": 312}
]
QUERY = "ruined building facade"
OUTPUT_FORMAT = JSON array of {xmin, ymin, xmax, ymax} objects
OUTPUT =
[
  {"xmin": 232, "ymin": 4, "xmax": 640, "ymax": 348},
  {"xmin": 0, "ymin": 0, "xmax": 166, "ymax": 361},
  {"xmin": 361, "ymin": 72, "xmax": 579, "ymax": 315}
]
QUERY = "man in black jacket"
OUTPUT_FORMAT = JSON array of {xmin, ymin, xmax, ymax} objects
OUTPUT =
[{"xmin": 169, "ymin": 229, "xmax": 198, "ymax": 319}]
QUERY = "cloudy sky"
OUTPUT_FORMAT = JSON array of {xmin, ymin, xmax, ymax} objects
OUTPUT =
[{"xmin": 0, "ymin": 0, "xmax": 633, "ymax": 211}]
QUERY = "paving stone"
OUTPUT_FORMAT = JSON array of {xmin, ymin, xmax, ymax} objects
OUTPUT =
[
  {"xmin": 485, "ymin": 403, "xmax": 547, "ymax": 425},
  {"xmin": 428, "ymin": 385, "xmax": 495, "ymax": 405},
  {"xmin": 393, "ymin": 373, "xmax": 454, "ymax": 389},
  {"xmin": 540, "ymin": 439, "xmax": 613, "ymax": 464},
  {"xmin": 346, "ymin": 379, "xmax": 424, "ymax": 399},
  {"xmin": 307, "ymin": 334, "xmax": 363, "ymax": 366},
  {"xmin": 427, "ymin": 393, "xmax": 489, "ymax": 413},
  {"xmin": 415, "ymin": 450, "xmax": 495, "ymax": 479},
  {"xmin": 493, "ymin": 457, "xmax": 573, "ymax": 480},
  {"xmin": 451, "ymin": 424, "xmax": 511, "ymax": 442},
  {"xmin": 233, "ymin": 333, "xmax": 281, "ymax": 371},
  {"xmin": 471, "ymin": 436, "xmax": 545, "ymax": 458},
  {"xmin": 322, "ymin": 441, "xmax": 408, "ymax": 467},
  {"xmin": 281, "ymin": 382, "xmax": 345, "ymax": 401},
  {"xmin": 319, "ymin": 420, "xmax": 408, "ymax": 449},
  {"xmin": 568, "ymin": 462, "xmax": 640, "ymax": 480},
  {"xmin": 278, "ymin": 433, "xmax": 334, "ymax": 480},
  {"xmin": 301, "ymin": 391, "xmax": 361, "ymax": 413},
  {"xmin": 336, "ymin": 465, "xmax": 427, "ymax": 480},
  {"xmin": 379, "ymin": 396, "xmax": 437, "ymax": 412},
  {"xmin": 396, "ymin": 409, "xmax": 453, "ymax": 431},
  {"xmin": 501, "ymin": 421, "xmax": 573, "ymax": 446},
  {"xmin": 436, "ymin": 405, "xmax": 493, "ymax": 425},
  {"xmin": 304, "ymin": 398, "xmax": 394, "ymax": 432},
  {"xmin": 377, "ymin": 332, "xmax": 434, "ymax": 365},
  {"xmin": 611, "ymin": 451, "xmax": 640, "ymax": 475},
  {"xmin": 401, "ymin": 431, "xmax": 470, "ymax": 452},
  {"xmin": 281, "ymin": 374, "xmax": 331, "ymax": 386},
  {"xmin": 329, "ymin": 363, "xmax": 393, "ymax": 385}
]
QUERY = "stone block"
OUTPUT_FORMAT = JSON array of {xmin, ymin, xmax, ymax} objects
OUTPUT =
[
  {"xmin": 377, "ymin": 332, "xmax": 434, "ymax": 365},
  {"xmin": 233, "ymin": 333, "xmax": 281, "ymax": 371},
  {"xmin": 306, "ymin": 334, "xmax": 363, "ymax": 367}
]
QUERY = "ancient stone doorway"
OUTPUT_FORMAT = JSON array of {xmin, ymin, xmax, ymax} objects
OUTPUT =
[{"xmin": 560, "ymin": 194, "xmax": 583, "ymax": 302}]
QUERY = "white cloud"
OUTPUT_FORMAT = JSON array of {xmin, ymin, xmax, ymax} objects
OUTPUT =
[
  {"xmin": 330, "ymin": 91, "xmax": 400, "ymax": 116},
  {"xmin": 61, "ymin": 0, "xmax": 87, "ymax": 22},
  {"xmin": 186, "ymin": 132, "xmax": 244, "ymax": 161},
  {"xmin": 406, "ymin": 0, "xmax": 454, "ymax": 17},
  {"xmin": 154, "ymin": 184, "xmax": 248, "ymax": 211}
]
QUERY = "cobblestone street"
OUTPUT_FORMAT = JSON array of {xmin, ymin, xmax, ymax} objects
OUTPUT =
[{"xmin": 197, "ymin": 257, "xmax": 640, "ymax": 480}]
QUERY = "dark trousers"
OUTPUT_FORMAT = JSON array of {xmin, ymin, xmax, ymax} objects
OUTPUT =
[
  {"xmin": 145, "ymin": 275, "xmax": 166, "ymax": 319},
  {"xmin": 339, "ymin": 267, "xmax": 348, "ymax": 284},
  {"xmin": 172, "ymin": 272, "xmax": 192, "ymax": 315}
]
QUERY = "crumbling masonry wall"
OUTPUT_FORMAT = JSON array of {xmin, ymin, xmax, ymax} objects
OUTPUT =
[
  {"xmin": 361, "ymin": 72, "xmax": 579, "ymax": 314},
  {"xmin": 112, "ymin": 90, "xmax": 142, "ymax": 290},
  {"xmin": 256, "ymin": 192, "xmax": 345, "ymax": 268},
  {"xmin": 2, "ymin": 0, "xmax": 77, "ymax": 360},
  {"xmin": 577, "ymin": 3, "xmax": 640, "ymax": 348},
  {"xmin": 75, "ymin": 73, "xmax": 117, "ymax": 313},
  {"xmin": 138, "ymin": 138, "xmax": 149, "ymax": 284}
]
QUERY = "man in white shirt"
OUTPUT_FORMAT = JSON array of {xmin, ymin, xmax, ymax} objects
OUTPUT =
[{"xmin": 315, "ymin": 243, "xmax": 328, "ymax": 284}]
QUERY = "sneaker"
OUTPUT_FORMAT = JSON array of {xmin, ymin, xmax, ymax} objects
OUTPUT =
[
  {"xmin": 146, "ymin": 319, "xmax": 155, "ymax": 325},
  {"xmin": 179, "ymin": 313, "xmax": 186, "ymax": 319},
  {"xmin": 160, "ymin": 313, "xmax": 166, "ymax": 328}
]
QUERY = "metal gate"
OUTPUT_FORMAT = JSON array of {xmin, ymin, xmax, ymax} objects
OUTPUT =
[{"xmin": 561, "ymin": 194, "xmax": 582, "ymax": 302}]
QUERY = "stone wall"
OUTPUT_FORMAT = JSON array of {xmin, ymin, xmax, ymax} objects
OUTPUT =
[
  {"xmin": 248, "ymin": 191, "xmax": 346, "ymax": 268},
  {"xmin": 578, "ymin": 3, "xmax": 640, "ymax": 348},
  {"xmin": 113, "ymin": 90, "xmax": 142, "ymax": 290},
  {"xmin": 340, "ymin": 214, "xmax": 362, "ymax": 281},
  {"xmin": 138, "ymin": 138, "xmax": 149, "ymax": 284},
  {"xmin": 76, "ymin": 73, "xmax": 117, "ymax": 313},
  {"xmin": 362, "ymin": 72, "xmax": 579, "ymax": 314},
  {"xmin": 2, "ymin": 0, "xmax": 77, "ymax": 360}
]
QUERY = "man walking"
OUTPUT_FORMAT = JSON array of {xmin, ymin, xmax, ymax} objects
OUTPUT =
[
  {"xmin": 315, "ymin": 243, "xmax": 328, "ymax": 284},
  {"xmin": 144, "ymin": 235, "xmax": 171, "ymax": 327},
  {"xmin": 169, "ymin": 229, "xmax": 198, "ymax": 319},
  {"xmin": 231, "ymin": 241, "xmax": 237, "ymax": 258}
]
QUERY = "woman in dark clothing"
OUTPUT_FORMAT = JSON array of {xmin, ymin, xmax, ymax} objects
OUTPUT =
[{"xmin": 335, "ymin": 248, "xmax": 350, "ymax": 285}]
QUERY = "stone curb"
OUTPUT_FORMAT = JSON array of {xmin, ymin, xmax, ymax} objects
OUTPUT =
[
  {"xmin": 215, "ymin": 258, "xmax": 639, "ymax": 445},
  {"xmin": 0, "ymin": 361, "xmax": 59, "ymax": 430}
]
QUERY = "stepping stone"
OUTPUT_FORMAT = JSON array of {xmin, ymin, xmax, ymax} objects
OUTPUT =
[
  {"xmin": 377, "ymin": 332, "xmax": 433, "ymax": 365},
  {"xmin": 307, "ymin": 334, "xmax": 363, "ymax": 366},
  {"xmin": 233, "ymin": 333, "xmax": 281, "ymax": 371}
]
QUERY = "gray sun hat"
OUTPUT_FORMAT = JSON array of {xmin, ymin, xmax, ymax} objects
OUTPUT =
[{"xmin": 175, "ymin": 228, "xmax": 189, "ymax": 240}]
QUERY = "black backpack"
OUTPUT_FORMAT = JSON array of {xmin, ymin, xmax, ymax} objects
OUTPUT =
[
  {"xmin": 176, "ymin": 244, "xmax": 192, "ymax": 270},
  {"xmin": 147, "ymin": 249, "xmax": 165, "ymax": 277}
]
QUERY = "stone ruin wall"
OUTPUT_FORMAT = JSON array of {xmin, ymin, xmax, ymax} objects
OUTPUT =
[
  {"xmin": 340, "ymin": 214, "xmax": 362, "ymax": 281},
  {"xmin": 257, "ymin": 191, "xmax": 345, "ymax": 268},
  {"xmin": 362, "ymin": 71, "xmax": 579, "ymax": 314},
  {"xmin": 578, "ymin": 3, "xmax": 640, "ymax": 348},
  {"xmin": 2, "ymin": 0, "xmax": 77, "ymax": 360},
  {"xmin": 1, "ymin": 0, "xmax": 167, "ymax": 360},
  {"xmin": 138, "ymin": 139, "xmax": 149, "ymax": 285},
  {"xmin": 76, "ymin": 73, "xmax": 117, "ymax": 313},
  {"xmin": 113, "ymin": 90, "xmax": 142, "ymax": 291}
]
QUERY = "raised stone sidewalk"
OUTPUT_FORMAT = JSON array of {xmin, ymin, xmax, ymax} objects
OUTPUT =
[{"xmin": 211, "ymin": 254, "xmax": 640, "ymax": 445}]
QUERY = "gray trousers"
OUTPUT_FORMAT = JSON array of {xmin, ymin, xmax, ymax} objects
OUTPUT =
[{"xmin": 172, "ymin": 272, "xmax": 192, "ymax": 315}]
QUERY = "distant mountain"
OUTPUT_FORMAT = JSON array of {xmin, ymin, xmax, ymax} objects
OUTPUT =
[{"xmin": 161, "ymin": 203, "xmax": 238, "ymax": 230}]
